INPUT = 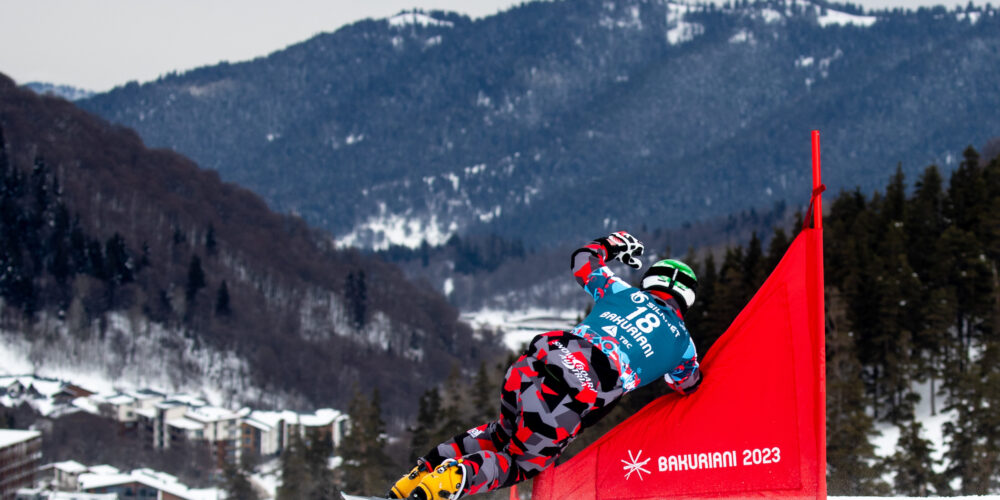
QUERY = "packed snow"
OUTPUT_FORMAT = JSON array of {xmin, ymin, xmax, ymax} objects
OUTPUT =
[
  {"xmin": 729, "ymin": 29, "xmax": 755, "ymax": 44},
  {"xmin": 388, "ymin": 12, "xmax": 455, "ymax": 29},
  {"xmin": 666, "ymin": 3, "xmax": 705, "ymax": 45},
  {"xmin": 336, "ymin": 202, "xmax": 458, "ymax": 250},
  {"xmin": 817, "ymin": 8, "xmax": 878, "ymax": 27},
  {"xmin": 462, "ymin": 307, "xmax": 579, "ymax": 351},
  {"xmin": 0, "ymin": 312, "xmax": 259, "ymax": 408}
]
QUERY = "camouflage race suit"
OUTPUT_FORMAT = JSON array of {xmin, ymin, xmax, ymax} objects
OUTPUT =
[
  {"xmin": 421, "ymin": 331, "xmax": 623, "ymax": 494},
  {"xmin": 419, "ymin": 238, "xmax": 700, "ymax": 496}
]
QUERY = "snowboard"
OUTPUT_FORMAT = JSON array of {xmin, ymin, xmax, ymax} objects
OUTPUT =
[{"xmin": 340, "ymin": 493, "xmax": 389, "ymax": 500}]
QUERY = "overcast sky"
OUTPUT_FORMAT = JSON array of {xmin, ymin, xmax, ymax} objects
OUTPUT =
[{"xmin": 0, "ymin": 0, "xmax": 970, "ymax": 92}]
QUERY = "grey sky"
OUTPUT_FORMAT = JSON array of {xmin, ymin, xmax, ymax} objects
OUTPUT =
[{"xmin": 0, "ymin": 0, "xmax": 971, "ymax": 92}]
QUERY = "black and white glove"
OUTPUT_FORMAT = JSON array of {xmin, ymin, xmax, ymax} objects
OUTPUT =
[{"xmin": 597, "ymin": 231, "xmax": 644, "ymax": 269}]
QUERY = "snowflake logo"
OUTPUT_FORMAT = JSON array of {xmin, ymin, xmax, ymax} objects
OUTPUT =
[{"xmin": 621, "ymin": 449, "xmax": 651, "ymax": 481}]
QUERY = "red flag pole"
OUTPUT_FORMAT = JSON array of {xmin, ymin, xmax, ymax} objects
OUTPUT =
[
  {"xmin": 811, "ymin": 130, "xmax": 827, "ymax": 498},
  {"xmin": 812, "ymin": 131, "xmax": 822, "ymax": 230}
]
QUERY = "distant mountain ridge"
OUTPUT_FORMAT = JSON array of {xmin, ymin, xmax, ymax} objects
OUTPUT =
[
  {"xmin": 0, "ymin": 74, "xmax": 500, "ymax": 417},
  {"xmin": 77, "ymin": 0, "xmax": 1000, "ymax": 250}
]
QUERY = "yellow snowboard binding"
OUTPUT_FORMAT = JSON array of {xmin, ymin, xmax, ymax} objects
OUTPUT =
[
  {"xmin": 387, "ymin": 460, "xmax": 431, "ymax": 498},
  {"xmin": 409, "ymin": 459, "xmax": 467, "ymax": 500}
]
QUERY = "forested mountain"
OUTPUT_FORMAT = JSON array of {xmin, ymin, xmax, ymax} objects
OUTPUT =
[
  {"xmin": 0, "ymin": 74, "xmax": 502, "ymax": 419},
  {"xmin": 78, "ymin": 0, "xmax": 1000, "ymax": 249}
]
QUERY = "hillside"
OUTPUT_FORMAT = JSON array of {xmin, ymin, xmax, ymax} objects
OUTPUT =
[
  {"xmin": 0, "ymin": 73, "xmax": 502, "ymax": 419},
  {"xmin": 78, "ymin": 0, "xmax": 1000, "ymax": 249}
]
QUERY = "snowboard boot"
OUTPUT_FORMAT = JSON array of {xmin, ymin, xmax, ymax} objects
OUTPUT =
[
  {"xmin": 409, "ymin": 459, "xmax": 467, "ymax": 500},
  {"xmin": 388, "ymin": 459, "xmax": 431, "ymax": 498}
]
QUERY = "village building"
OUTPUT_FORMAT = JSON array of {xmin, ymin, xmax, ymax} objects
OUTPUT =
[
  {"xmin": 78, "ymin": 468, "xmax": 215, "ymax": 500},
  {"xmin": 40, "ymin": 460, "xmax": 88, "ymax": 491},
  {"xmin": 0, "ymin": 429, "xmax": 42, "ymax": 500},
  {"xmin": 15, "ymin": 488, "xmax": 116, "ymax": 500}
]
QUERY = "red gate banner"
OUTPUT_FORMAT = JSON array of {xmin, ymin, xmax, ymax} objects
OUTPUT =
[{"xmin": 532, "ymin": 222, "xmax": 826, "ymax": 500}]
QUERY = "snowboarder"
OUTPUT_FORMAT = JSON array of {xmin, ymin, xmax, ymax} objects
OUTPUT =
[{"xmin": 388, "ymin": 231, "xmax": 702, "ymax": 499}]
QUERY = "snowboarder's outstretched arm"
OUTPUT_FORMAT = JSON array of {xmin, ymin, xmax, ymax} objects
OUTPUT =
[{"xmin": 571, "ymin": 231, "xmax": 644, "ymax": 297}]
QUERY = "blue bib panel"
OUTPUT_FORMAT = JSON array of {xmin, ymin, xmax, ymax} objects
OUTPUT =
[{"xmin": 569, "ymin": 267, "xmax": 693, "ymax": 392}]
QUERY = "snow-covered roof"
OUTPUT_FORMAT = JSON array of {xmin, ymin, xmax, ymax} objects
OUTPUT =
[
  {"xmin": 156, "ymin": 393, "xmax": 206, "ymax": 408},
  {"xmin": 131, "ymin": 388, "xmax": 166, "ymax": 398},
  {"xmin": 78, "ymin": 472, "xmax": 137, "ymax": 490},
  {"xmin": 243, "ymin": 417, "xmax": 275, "ymax": 432},
  {"xmin": 187, "ymin": 405, "xmax": 238, "ymax": 423},
  {"xmin": 50, "ymin": 460, "xmax": 88, "ymax": 473},
  {"xmin": 247, "ymin": 410, "xmax": 285, "ymax": 428},
  {"xmin": 166, "ymin": 417, "xmax": 204, "ymax": 431},
  {"xmin": 298, "ymin": 414, "xmax": 333, "ymax": 427},
  {"xmin": 298, "ymin": 409, "xmax": 345, "ymax": 427},
  {"xmin": 0, "ymin": 375, "xmax": 66, "ymax": 397},
  {"xmin": 103, "ymin": 393, "xmax": 137, "ymax": 405},
  {"xmin": 32, "ymin": 398, "xmax": 58, "ymax": 417},
  {"xmin": 16, "ymin": 488, "xmax": 116, "ymax": 499},
  {"xmin": 26, "ymin": 378, "xmax": 65, "ymax": 397},
  {"xmin": 80, "ymin": 468, "xmax": 203, "ymax": 500},
  {"xmin": 134, "ymin": 407, "xmax": 156, "ymax": 419},
  {"xmin": 0, "ymin": 429, "xmax": 41, "ymax": 448},
  {"xmin": 88, "ymin": 465, "xmax": 121, "ymax": 475},
  {"xmin": 186, "ymin": 488, "xmax": 224, "ymax": 500},
  {"xmin": 73, "ymin": 396, "xmax": 101, "ymax": 415}
]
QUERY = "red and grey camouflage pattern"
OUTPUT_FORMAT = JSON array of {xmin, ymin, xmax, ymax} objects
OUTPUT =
[{"xmin": 422, "ymin": 331, "xmax": 623, "ymax": 496}]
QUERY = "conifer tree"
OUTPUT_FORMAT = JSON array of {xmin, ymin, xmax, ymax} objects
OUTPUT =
[
  {"xmin": 338, "ymin": 389, "xmax": 393, "ymax": 495},
  {"xmin": 741, "ymin": 232, "xmax": 766, "ymax": 294},
  {"xmin": 222, "ymin": 456, "xmax": 260, "ymax": 500},
  {"xmin": 215, "ymin": 280, "xmax": 232, "ymax": 316},
  {"xmin": 69, "ymin": 220, "xmax": 90, "ymax": 275},
  {"xmin": 906, "ymin": 165, "xmax": 950, "ymax": 411},
  {"xmin": 305, "ymin": 432, "xmax": 336, "ymax": 499},
  {"xmin": 939, "ymin": 227, "xmax": 991, "ymax": 374},
  {"xmin": 699, "ymin": 247, "xmax": 745, "ymax": 353},
  {"xmin": 946, "ymin": 146, "xmax": 987, "ymax": 235},
  {"xmin": 409, "ymin": 388, "xmax": 442, "ymax": 464},
  {"xmin": 874, "ymin": 221, "xmax": 922, "ymax": 422},
  {"xmin": 104, "ymin": 233, "xmax": 133, "ymax": 286},
  {"xmin": 906, "ymin": 165, "xmax": 947, "ymax": 274},
  {"xmin": 438, "ymin": 364, "xmax": 472, "ymax": 439},
  {"xmin": 886, "ymin": 418, "xmax": 940, "ymax": 496},
  {"xmin": 277, "ymin": 432, "xmax": 309, "ymax": 500},
  {"xmin": 471, "ymin": 361, "xmax": 497, "ymax": 424},
  {"xmin": 882, "ymin": 164, "xmax": 907, "ymax": 225},
  {"xmin": 186, "ymin": 254, "xmax": 206, "ymax": 302},
  {"xmin": 941, "ymin": 369, "xmax": 992, "ymax": 494},
  {"xmin": 981, "ymin": 154, "xmax": 1000, "ymax": 261},
  {"xmin": 765, "ymin": 227, "xmax": 790, "ymax": 272},
  {"xmin": 825, "ymin": 290, "xmax": 889, "ymax": 495},
  {"xmin": 205, "ymin": 224, "xmax": 218, "ymax": 256},
  {"xmin": 49, "ymin": 203, "xmax": 72, "ymax": 288},
  {"xmin": 345, "ymin": 270, "xmax": 367, "ymax": 328},
  {"xmin": 138, "ymin": 242, "xmax": 152, "ymax": 271},
  {"xmin": 685, "ymin": 252, "xmax": 716, "ymax": 340}
]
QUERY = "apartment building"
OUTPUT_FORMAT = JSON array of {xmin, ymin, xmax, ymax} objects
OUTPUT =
[{"xmin": 0, "ymin": 430, "xmax": 42, "ymax": 500}]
